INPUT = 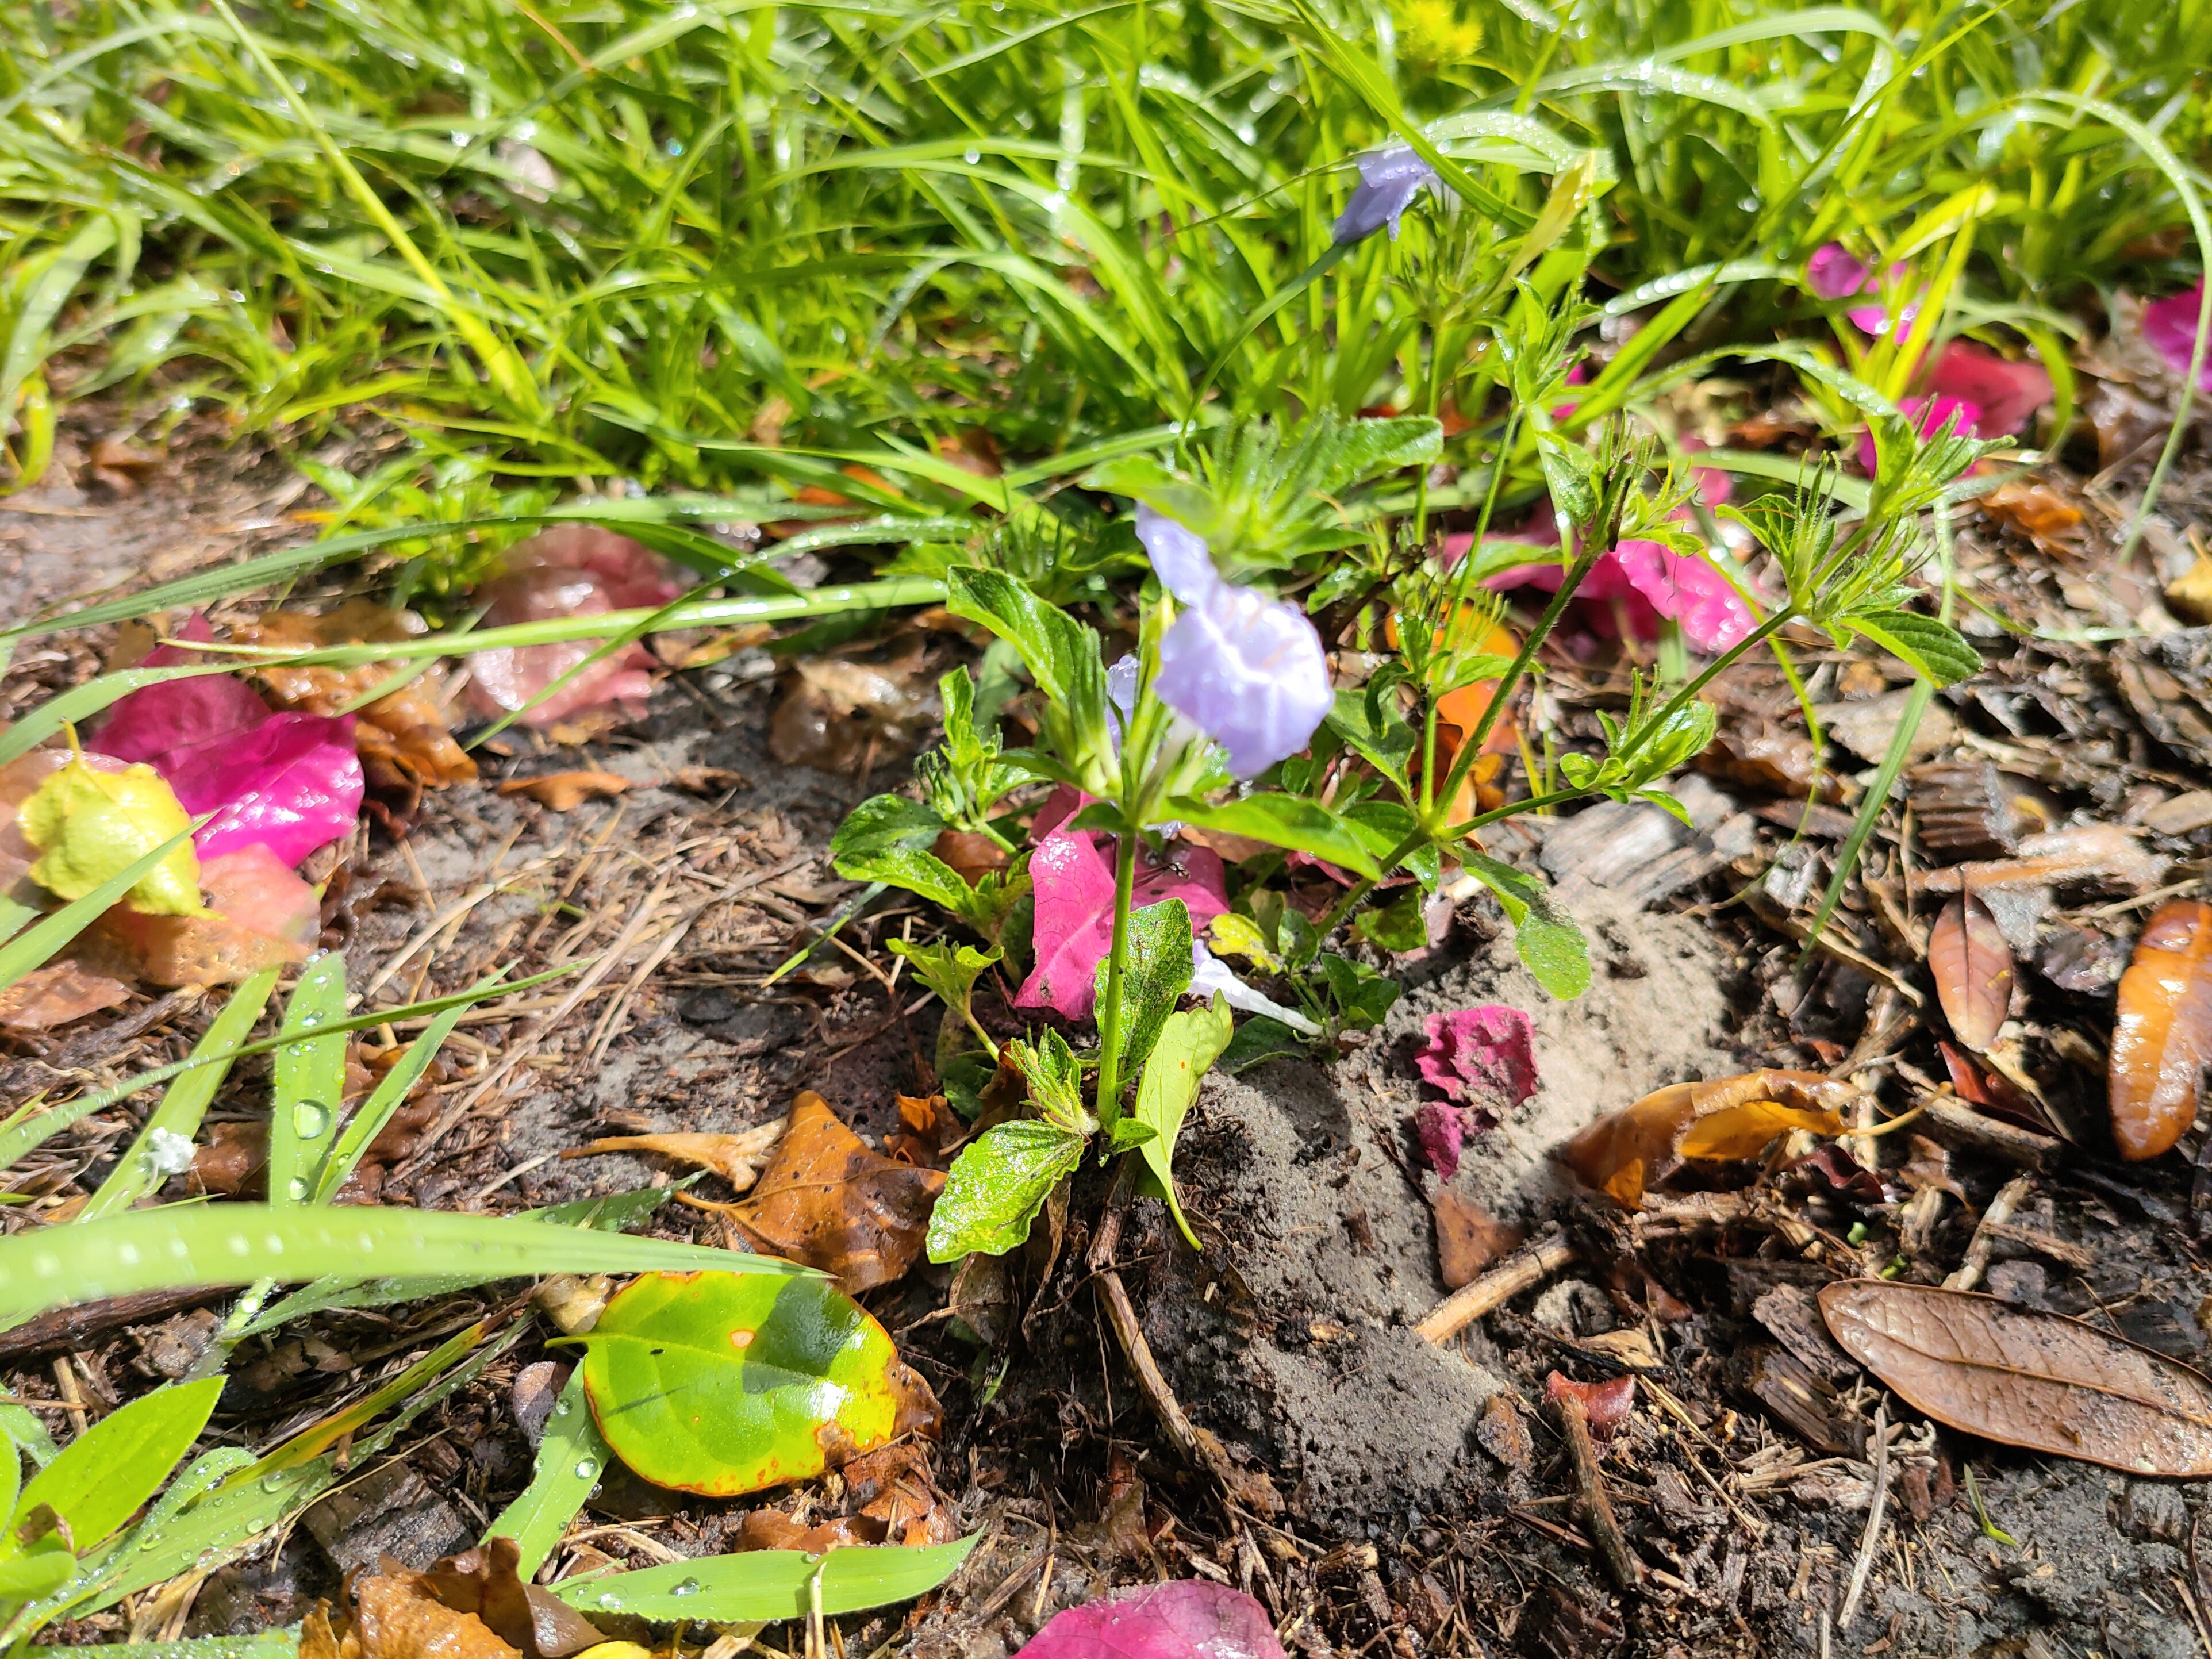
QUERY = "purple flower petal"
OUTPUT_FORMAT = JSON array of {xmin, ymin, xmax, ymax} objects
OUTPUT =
[
  {"xmin": 1610, "ymin": 540, "xmax": 1757, "ymax": 654},
  {"xmin": 162, "ymin": 712, "xmax": 364, "ymax": 866},
  {"xmin": 1015, "ymin": 831, "xmax": 1229, "ymax": 1020},
  {"xmin": 1017, "ymin": 1580, "xmax": 1283, "ymax": 1659},
  {"xmin": 1135, "ymin": 507, "xmax": 1219, "ymax": 605},
  {"xmin": 2144, "ymin": 281, "xmax": 2212, "ymax": 391},
  {"xmin": 1331, "ymin": 146, "xmax": 1439, "ymax": 245},
  {"xmin": 1416, "ymin": 1005, "xmax": 1538, "ymax": 1109},
  {"xmin": 1806, "ymin": 244, "xmax": 1872, "ymax": 301},
  {"xmin": 1155, "ymin": 584, "xmax": 1332, "ymax": 778}
]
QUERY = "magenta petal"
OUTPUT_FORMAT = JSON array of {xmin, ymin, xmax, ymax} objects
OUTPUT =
[
  {"xmin": 2145, "ymin": 282, "xmax": 2212, "ymax": 391},
  {"xmin": 1611, "ymin": 540, "xmax": 1756, "ymax": 654},
  {"xmin": 1415, "ymin": 1101, "xmax": 1470, "ymax": 1181},
  {"xmin": 1031, "ymin": 784, "xmax": 1090, "ymax": 843},
  {"xmin": 1807, "ymin": 244, "xmax": 1871, "ymax": 301},
  {"xmin": 1015, "ymin": 831, "xmax": 1229, "ymax": 1020},
  {"xmin": 163, "ymin": 713, "xmax": 364, "ymax": 866},
  {"xmin": 1416, "ymin": 1005, "xmax": 1539, "ymax": 1112},
  {"xmin": 97, "ymin": 663, "xmax": 271, "ymax": 767},
  {"xmin": 464, "ymin": 525, "xmax": 686, "ymax": 728},
  {"xmin": 1018, "ymin": 1581, "xmax": 1283, "ymax": 1659},
  {"xmin": 1926, "ymin": 341, "xmax": 2052, "ymax": 437}
]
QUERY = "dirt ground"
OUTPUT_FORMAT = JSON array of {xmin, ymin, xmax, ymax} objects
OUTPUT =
[{"xmin": 6, "ymin": 425, "xmax": 2212, "ymax": 1659}]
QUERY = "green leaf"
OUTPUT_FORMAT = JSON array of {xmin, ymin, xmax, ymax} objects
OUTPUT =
[
  {"xmin": 0, "ymin": 1407, "xmax": 18, "ymax": 1525},
  {"xmin": 1535, "ymin": 430, "xmax": 1597, "ymax": 527},
  {"xmin": 313, "ymin": 997, "xmax": 471, "ymax": 1203},
  {"xmin": 830, "ymin": 794, "xmax": 946, "ymax": 865},
  {"xmin": 554, "ymin": 1536, "xmax": 980, "ymax": 1623},
  {"xmin": 576, "ymin": 1272, "xmax": 921, "ymax": 1498},
  {"xmin": 0, "ymin": 1549, "xmax": 74, "ymax": 1603},
  {"xmin": 81, "ymin": 969, "xmax": 280, "ymax": 1223},
  {"xmin": 0, "ymin": 824, "xmax": 199, "ymax": 996},
  {"xmin": 1130, "ymin": 995, "xmax": 1234, "ymax": 1251},
  {"xmin": 944, "ymin": 566, "xmax": 1094, "ymax": 708},
  {"xmin": 268, "ymin": 954, "xmax": 347, "ymax": 1210},
  {"xmin": 23, "ymin": 1635, "xmax": 298, "ymax": 1659},
  {"xmin": 1316, "ymin": 954, "xmax": 1401, "ymax": 1029},
  {"xmin": 1324, "ymin": 685, "xmax": 1415, "ymax": 787},
  {"xmin": 0, "ymin": 1205, "xmax": 796, "ymax": 1324},
  {"xmin": 1462, "ymin": 855, "xmax": 1591, "ymax": 999},
  {"xmin": 0, "ymin": 1406, "xmax": 57, "ymax": 1469},
  {"xmin": 1094, "ymin": 898, "xmax": 1193, "ymax": 1099},
  {"xmin": 887, "ymin": 939, "xmax": 999, "ymax": 1049},
  {"xmin": 1219, "ymin": 1015, "xmax": 1311, "ymax": 1073},
  {"xmin": 829, "ymin": 844, "xmax": 973, "ymax": 915},
  {"xmin": 1163, "ymin": 794, "xmax": 1381, "ymax": 880},
  {"xmin": 9, "ymin": 1378, "xmax": 221, "ymax": 1556},
  {"xmin": 485, "ymin": 1366, "xmax": 606, "ymax": 1579},
  {"xmin": 1005, "ymin": 1029, "xmax": 1089, "ymax": 1132},
  {"xmin": 1354, "ymin": 888, "xmax": 1430, "ymax": 953},
  {"xmin": 925, "ymin": 1120, "xmax": 1087, "ymax": 1262},
  {"xmin": 1848, "ymin": 610, "xmax": 1981, "ymax": 688}
]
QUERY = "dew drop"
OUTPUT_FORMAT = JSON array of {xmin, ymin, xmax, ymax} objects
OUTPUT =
[
  {"xmin": 574, "ymin": 1459, "xmax": 600, "ymax": 1479},
  {"xmin": 670, "ymin": 1579, "xmax": 701, "ymax": 1598},
  {"xmin": 286, "ymin": 1177, "xmax": 309, "ymax": 1202},
  {"xmin": 292, "ymin": 1100, "xmax": 331, "ymax": 1139},
  {"xmin": 261, "ymin": 1473, "xmax": 288, "ymax": 1492},
  {"xmin": 596, "ymin": 1594, "xmax": 621, "ymax": 1610},
  {"xmin": 963, "ymin": 148, "xmax": 980, "ymax": 164},
  {"xmin": 228, "ymin": 1234, "xmax": 254, "ymax": 1257}
]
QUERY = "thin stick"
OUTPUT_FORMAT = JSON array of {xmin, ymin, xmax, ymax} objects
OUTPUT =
[
  {"xmin": 1553, "ymin": 1387, "xmax": 1640, "ymax": 1595},
  {"xmin": 1839, "ymin": 1403, "xmax": 1891, "ymax": 1631},
  {"xmin": 1945, "ymin": 1174, "xmax": 2033, "ymax": 1292},
  {"xmin": 1415, "ymin": 1234, "xmax": 1577, "ymax": 1344}
]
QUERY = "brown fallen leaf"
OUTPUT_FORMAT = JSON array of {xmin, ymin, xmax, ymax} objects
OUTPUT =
[
  {"xmin": 844, "ymin": 1441, "xmax": 961, "ymax": 1545},
  {"xmin": 305, "ymin": 1537, "xmax": 607, "ymax": 1659},
  {"xmin": 2109, "ymin": 899, "xmax": 2212, "ymax": 1161},
  {"xmin": 562, "ymin": 1117, "xmax": 786, "ymax": 1192},
  {"xmin": 768, "ymin": 657, "xmax": 938, "ymax": 775},
  {"xmin": 727, "ymin": 1092, "xmax": 947, "ymax": 1293},
  {"xmin": 418, "ymin": 1538, "xmax": 605, "ymax": 1658},
  {"xmin": 191, "ymin": 1120, "xmax": 268, "ymax": 1197},
  {"xmin": 1976, "ymin": 478, "xmax": 2084, "ymax": 546},
  {"xmin": 886, "ymin": 1091, "xmax": 958, "ymax": 1168},
  {"xmin": 738, "ymin": 1510, "xmax": 886, "ymax": 1552},
  {"xmin": 1560, "ymin": 1070, "xmax": 1857, "ymax": 1209},
  {"xmin": 496, "ymin": 771, "xmax": 632, "ymax": 811},
  {"xmin": 0, "ymin": 962, "xmax": 130, "ymax": 1031},
  {"xmin": 1818, "ymin": 1280, "xmax": 2212, "ymax": 1477},
  {"xmin": 1916, "ymin": 824, "xmax": 2168, "ymax": 897},
  {"xmin": 1431, "ymin": 1189, "xmax": 1524, "ymax": 1290},
  {"xmin": 931, "ymin": 828, "xmax": 1009, "ymax": 886},
  {"xmin": 668, "ymin": 765, "xmax": 750, "ymax": 795},
  {"xmin": 1929, "ymin": 891, "xmax": 2013, "ymax": 1052}
]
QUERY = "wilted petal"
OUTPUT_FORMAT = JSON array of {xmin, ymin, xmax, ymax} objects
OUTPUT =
[
  {"xmin": 1611, "ymin": 540, "xmax": 1757, "ymax": 654},
  {"xmin": 2143, "ymin": 281, "xmax": 2212, "ymax": 391},
  {"xmin": 1189, "ymin": 942, "xmax": 1319, "ymax": 1034},
  {"xmin": 1926, "ymin": 340, "xmax": 2053, "ymax": 437},
  {"xmin": 1155, "ymin": 585, "xmax": 1331, "ymax": 778},
  {"xmin": 1015, "ymin": 831, "xmax": 1228, "ymax": 1020},
  {"xmin": 1018, "ymin": 1580, "xmax": 1284, "ymax": 1659},
  {"xmin": 160, "ymin": 712, "xmax": 364, "ymax": 866},
  {"xmin": 1135, "ymin": 507, "xmax": 1218, "ymax": 604},
  {"xmin": 1331, "ymin": 145, "xmax": 1439, "ymax": 245},
  {"xmin": 464, "ymin": 526, "xmax": 686, "ymax": 728},
  {"xmin": 1417, "ymin": 1005, "xmax": 1539, "ymax": 1108}
]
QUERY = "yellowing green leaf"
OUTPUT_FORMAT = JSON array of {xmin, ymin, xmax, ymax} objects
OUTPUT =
[{"xmin": 18, "ymin": 759, "xmax": 202, "ymax": 916}]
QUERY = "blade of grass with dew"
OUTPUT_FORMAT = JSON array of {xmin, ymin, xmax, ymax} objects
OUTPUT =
[
  {"xmin": 266, "ymin": 953, "xmax": 348, "ymax": 1209},
  {"xmin": 78, "ymin": 967, "xmax": 281, "ymax": 1223},
  {"xmin": 0, "ymin": 1204, "xmax": 806, "ymax": 1324},
  {"xmin": 486, "ymin": 1365, "xmax": 606, "ymax": 1577}
]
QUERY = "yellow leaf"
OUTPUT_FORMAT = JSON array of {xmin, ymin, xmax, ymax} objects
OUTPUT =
[{"xmin": 19, "ymin": 758, "xmax": 203, "ymax": 916}]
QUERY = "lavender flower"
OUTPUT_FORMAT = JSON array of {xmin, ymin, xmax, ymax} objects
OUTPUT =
[
  {"xmin": 1331, "ymin": 146, "xmax": 1439, "ymax": 245},
  {"xmin": 1136, "ymin": 504, "xmax": 1218, "ymax": 602},
  {"xmin": 1155, "ymin": 574, "xmax": 1332, "ymax": 778}
]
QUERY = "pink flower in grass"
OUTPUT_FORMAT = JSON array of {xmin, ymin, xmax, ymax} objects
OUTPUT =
[
  {"xmin": 1807, "ymin": 244, "xmax": 1919, "ymax": 341},
  {"xmin": 1926, "ymin": 341, "xmax": 2053, "ymax": 438},
  {"xmin": 2145, "ymin": 281, "xmax": 2212, "ymax": 391}
]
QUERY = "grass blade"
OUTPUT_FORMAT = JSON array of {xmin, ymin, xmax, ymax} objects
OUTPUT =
[
  {"xmin": 267, "ymin": 953, "xmax": 348, "ymax": 1209},
  {"xmin": 486, "ymin": 1365, "xmax": 606, "ymax": 1577},
  {"xmin": 556, "ymin": 1536, "xmax": 981, "ymax": 1622}
]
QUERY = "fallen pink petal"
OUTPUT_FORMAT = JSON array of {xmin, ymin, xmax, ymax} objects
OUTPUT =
[
  {"xmin": 1610, "ymin": 540, "xmax": 1756, "ymax": 654},
  {"xmin": 199, "ymin": 844, "xmax": 322, "ymax": 947},
  {"xmin": 1418, "ymin": 1005, "xmax": 1539, "ymax": 1109},
  {"xmin": 2143, "ymin": 281, "xmax": 2212, "ymax": 391},
  {"xmin": 1016, "ymin": 830, "xmax": 1228, "ymax": 1020},
  {"xmin": 160, "ymin": 711, "xmax": 364, "ymax": 866},
  {"xmin": 1416, "ymin": 1100, "xmax": 1487, "ymax": 1181},
  {"xmin": 464, "ymin": 525, "xmax": 687, "ymax": 727},
  {"xmin": 1016, "ymin": 1580, "xmax": 1284, "ymax": 1659},
  {"xmin": 1546, "ymin": 1371, "xmax": 1638, "ymax": 1440},
  {"xmin": 1925, "ymin": 340, "xmax": 2053, "ymax": 437}
]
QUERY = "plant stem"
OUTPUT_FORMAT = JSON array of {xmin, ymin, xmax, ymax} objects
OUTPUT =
[
  {"xmin": 1091, "ymin": 829, "xmax": 1141, "ymax": 1120},
  {"xmin": 1608, "ymin": 609, "xmax": 1795, "ymax": 766}
]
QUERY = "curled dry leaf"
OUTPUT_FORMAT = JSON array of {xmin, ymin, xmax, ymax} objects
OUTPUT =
[
  {"xmin": 1560, "ymin": 1070, "xmax": 1856, "ymax": 1209},
  {"xmin": 304, "ymin": 1537, "xmax": 606, "ymax": 1659},
  {"xmin": 1544, "ymin": 1372, "xmax": 1637, "ymax": 1442},
  {"xmin": 0, "ymin": 962, "xmax": 131, "ymax": 1031},
  {"xmin": 768, "ymin": 656, "xmax": 940, "ymax": 775},
  {"xmin": 1917, "ymin": 824, "xmax": 2167, "ymax": 897},
  {"xmin": 1976, "ymin": 479, "xmax": 2084, "ymax": 547},
  {"xmin": 1431, "ymin": 1189, "xmax": 1524, "ymax": 1290},
  {"xmin": 727, "ymin": 1092, "xmax": 947, "ymax": 1294},
  {"xmin": 1819, "ymin": 1280, "xmax": 2212, "ymax": 1477},
  {"xmin": 2108, "ymin": 900, "xmax": 2212, "ymax": 1161},
  {"xmin": 562, "ymin": 1116, "xmax": 787, "ymax": 1192},
  {"xmin": 496, "ymin": 771, "xmax": 632, "ymax": 811},
  {"xmin": 1929, "ymin": 891, "xmax": 2013, "ymax": 1052}
]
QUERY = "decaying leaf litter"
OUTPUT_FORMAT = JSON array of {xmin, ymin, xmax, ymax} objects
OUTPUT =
[{"xmin": 6, "ymin": 12, "xmax": 2212, "ymax": 1659}]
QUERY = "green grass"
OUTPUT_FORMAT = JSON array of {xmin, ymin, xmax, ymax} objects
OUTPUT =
[{"xmin": 1, "ymin": 0, "xmax": 2207, "ymax": 530}]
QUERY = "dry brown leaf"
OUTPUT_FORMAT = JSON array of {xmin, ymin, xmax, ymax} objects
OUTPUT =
[
  {"xmin": 1917, "ymin": 824, "xmax": 2167, "ymax": 896},
  {"xmin": 767, "ymin": 658, "xmax": 938, "ymax": 774},
  {"xmin": 417, "ymin": 1538, "xmax": 605, "ymax": 1658},
  {"xmin": 1431, "ymin": 1189, "xmax": 1524, "ymax": 1289},
  {"xmin": 1560, "ymin": 1070, "xmax": 1857, "ymax": 1209},
  {"xmin": 562, "ymin": 1117, "xmax": 786, "ymax": 1192},
  {"xmin": 738, "ymin": 1510, "xmax": 885, "ymax": 1552},
  {"xmin": 1977, "ymin": 479, "xmax": 2084, "ymax": 546},
  {"xmin": 727, "ymin": 1091, "xmax": 947, "ymax": 1293},
  {"xmin": 2109, "ymin": 899, "xmax": 2212, "ymax": 1161},
  {"xmin": 348, "ymin": 1571, "xmax": 521, "ymax": 1659},
  {"xmin": 930, "ymin": 829, "xmax": 1009, "ymax": 886},
  {"xmin": 496, "ymin": 771, "xmax": 632, "ymax": 811},
  {"xmin": 1819, "ymin": 1281, "xmax": 2212, "ymax": 1476},
  {"xmin": 306, "ymin": 1538, "xmax": 608, "ymax": 1659},
  {"xmin": 1928, "ymin": 891, "xmax": 2013, "ymax": 1052},
  {"xmin": 0, "ymin": 962, "xmax": 130, "ymax": 1030}
]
